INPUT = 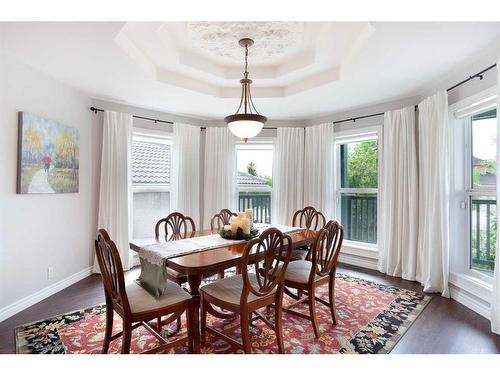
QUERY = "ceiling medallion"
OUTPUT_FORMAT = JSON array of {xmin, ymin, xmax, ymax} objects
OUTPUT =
[{"xmin": 224, "ymin": 38, "xmax": 267, "ymax": 142}]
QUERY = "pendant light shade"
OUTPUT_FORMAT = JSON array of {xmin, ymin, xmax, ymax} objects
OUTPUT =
[{"xmin": 224, "ymin": 38, "xmax": 267, "ymax": 142}]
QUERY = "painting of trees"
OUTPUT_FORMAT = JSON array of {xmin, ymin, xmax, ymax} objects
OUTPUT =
[
  {"xmin": 55, "ymin": 128, "xmax": 79, "ymax": 169},
  {"xmin": 23, "ymin": 126, "xmax": 43, "ymax": 164},
  {"xmin": 18, "ymin": 112, "xmax": 79, "ymax": 194}
]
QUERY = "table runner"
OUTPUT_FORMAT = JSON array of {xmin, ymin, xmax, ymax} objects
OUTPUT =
[{"xmin": 136, "ymin": 224, "xmax": 303, "ymax": 298}]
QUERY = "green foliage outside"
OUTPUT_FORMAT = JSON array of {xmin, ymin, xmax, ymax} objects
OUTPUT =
[
  {"xmin": 472, "ymin": 159, "xmax": 496, "ymax": 189},
  {"xmin": 345, "ymin": 140, "xmax": 378, "ymax": 188},
  {"xmin": 261, "ymin": 175, "xmax": 272, "ymax": 187},
  {"xmin": 246, "ymin": 161, "xmax": 272, "ymax": 187},
  {"xmin": 471, "ymin": 199, "xmax": 497, "ymax": 272},
  {"xmin": 247, "ymin": 162, "xmax": 257, "ymax": 176}
]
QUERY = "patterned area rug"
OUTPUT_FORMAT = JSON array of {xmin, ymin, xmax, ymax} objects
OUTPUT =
[{"xmin": 15, "ymin": 274, "xmax": 430, "ymax": 354}]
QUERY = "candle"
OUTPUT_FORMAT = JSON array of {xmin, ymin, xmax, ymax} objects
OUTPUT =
[
  {"xmin": 245, "ymin": 208, "xmax": 253, "ymax": 221},
  {"xmin": 231, "ymin": 220, "xmax": 239, "ymax": 233},
  {"xmin": 241, "ymin": 218, "xmax": 251, "ymax": 235}
]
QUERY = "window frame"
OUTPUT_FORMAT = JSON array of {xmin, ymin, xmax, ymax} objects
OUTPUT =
[
  {"xmin": 465, "ymin": 108, "xmax": 497, "ymax": 276},
  {"xmin": 449, "ymin": 85, "xmax": 497, "ymax": 284},
  {"xmin": 334, "ymin": 126, "xmax": 381, "ymax": 250}
]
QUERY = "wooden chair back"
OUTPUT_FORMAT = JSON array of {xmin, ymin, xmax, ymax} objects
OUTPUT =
[
  {"xmin": 210, "ymin": 209, "xmax": 237, "ymax": 231},
  {"xmin": 310, "ymin": 220, "xmax": 344, "ymax": 280},
  {"xmin": 292, "ymin": 206, "xmax": 326, "ymax": 230},
  {"xmin": 241, "ymin": 228, "xmax": 292, "ymax": 300},
  {"xmin": 94, "ymin": 229, "xmax": 131, "ymax": 313},
  {"xmin": 155, "ymin": 212, "xmax": 196, "ymax": 241}
]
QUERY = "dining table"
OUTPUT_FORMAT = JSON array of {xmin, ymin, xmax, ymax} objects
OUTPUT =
[{"xmin": 130, "ymin": 224, "xmax": 317, "ymax": 353}]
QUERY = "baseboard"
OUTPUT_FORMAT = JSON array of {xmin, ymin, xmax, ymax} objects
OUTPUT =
[
  {"xmin": 0, "ymin": 266, "xmax": 93, "ymax": 322},
  {"xmin": 338, "ymin": 252, "xmax": 378, "ymax": 271},
  {"xmin": 449, "ymin": 283, "xmax": 491, "ymax": 320}
]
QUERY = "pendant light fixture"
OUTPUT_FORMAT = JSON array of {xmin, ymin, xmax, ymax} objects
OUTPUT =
[{"xmin": 224, "ymin": 38, "xmax": 267, "ymax": 142}]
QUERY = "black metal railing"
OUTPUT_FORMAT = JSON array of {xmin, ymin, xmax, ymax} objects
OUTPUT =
[
  {"xmin": 471, "ymin": 198, "xmax": 496, "ymax": 272},
  {"xmin": 340, "ymin": 193, "xmax": 377, "ymax": 244},
  {"xmin": 238, "ymin": 192, "xmax": 272, "ymax": 224}
]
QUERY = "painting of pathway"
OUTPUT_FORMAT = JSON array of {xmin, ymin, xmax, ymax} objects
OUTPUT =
[
  {"xmin": 28, "ymin": 169, "xmax": 55, "ymax": 193},
  {"xmin": 17, "ymin": 112, "xmax": 79, "ymax": 194}
]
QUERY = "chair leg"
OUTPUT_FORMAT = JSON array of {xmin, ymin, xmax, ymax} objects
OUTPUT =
[
  {"xmin": 328, "ymin": 274, "xmax": 337, "ymax": 325},
  {"xmin": 121, "ymin": 320, "xmax": 132, "ymax": 354},
  {"xmin": 274, "ymin": 296, "xmax": 285, "ymax": 354},
  {"xmin": 176, "ymin": 316, "xmax": 182, "ymax": 332},
  {"xmin": 240, "ymin": 311, "xmax": 252, "ymax": 354},
  {"xmin": 200, "ymin": 295, "xmax": 207, "ymax": 346},
  {"xmin": 308, "ymin": 286, "xmax": 321, "ymax": 339},
  {"xmin": 218, "ymin": 271, "xmax": 225, "ymax": 279},
  {"xmin": 186, "ymin": 301, "xmax": 195, "ymax": 353},
  {"xmin": 157, "ymin": 317, "xmax": 162, "ymax": 332},
  {"xmin": 102, "ymin": 301, "xmax": 113, "ymax": 354}
]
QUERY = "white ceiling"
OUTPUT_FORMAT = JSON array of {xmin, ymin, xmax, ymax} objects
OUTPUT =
[{"xmin": 1, "ymin": 22, "xmax": 500, "ymax": 120}]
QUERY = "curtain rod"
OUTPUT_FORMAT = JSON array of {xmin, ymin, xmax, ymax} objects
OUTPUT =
[
  {"xmin": 330, "ymin": 63, "xmax": 497, "ymax": 125},
  {"xmin": 89, "ymin": 106, "xmax": 279, "ymax": 130},
  {"xmin": 90, "ymin": 106, "xmax": 174, "ymax": 125},
  {"xmin": 446, "ymin": 63, "xmax": 497, "ymax": 92}
]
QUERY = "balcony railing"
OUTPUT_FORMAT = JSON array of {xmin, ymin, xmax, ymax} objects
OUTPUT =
[
  {"xmin": 470, "ymin": 198, "xmax": 496, "ymax": 272},
  {"xmin": 340, "ymin": 193, "xmax": 377, "ymax": 244},
  {"xmin": 238, "ymin": 191, "xmax": 272, "ymax": 224}
]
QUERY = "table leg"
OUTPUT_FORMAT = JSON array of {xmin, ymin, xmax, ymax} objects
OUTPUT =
[{"xmin": 187, "ymin": 274, "xmax": 202, "ymax": 353}]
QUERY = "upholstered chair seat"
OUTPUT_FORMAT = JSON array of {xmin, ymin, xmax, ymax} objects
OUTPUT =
[
  {"xmin": 126, "ymin": 282, "xmax": 191, "ymax": 315},
  {"xmin": 200, "ymin": 274, "xmax": 277, "ymax": 307},
  {"xmin": 283, "ymin": 260, "xmax": 323, "ymax": 284}
]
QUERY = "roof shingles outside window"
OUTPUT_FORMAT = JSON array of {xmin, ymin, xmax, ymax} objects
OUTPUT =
[
  {"xmin": 132, "ymin": 139, "xmax": 268, "ymax": 186},
  {"xmin": 132, "ymin": 140, "xmax": 171, "ymax": 185}
]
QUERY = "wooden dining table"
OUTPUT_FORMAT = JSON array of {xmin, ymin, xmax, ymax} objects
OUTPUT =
[{"xmin": 130, "ymin": 228, "xmax": 317, "ymax": 353}]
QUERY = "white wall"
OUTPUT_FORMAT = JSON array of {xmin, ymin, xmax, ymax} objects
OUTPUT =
[{"xmin": 0, "ymin": 53, "xmax": 100, "ymax": 320}]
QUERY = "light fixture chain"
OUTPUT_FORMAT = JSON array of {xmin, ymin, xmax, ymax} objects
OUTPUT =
[{"xmin": 244, "ymin": 44, "xmax": 249, "ymax": 78}]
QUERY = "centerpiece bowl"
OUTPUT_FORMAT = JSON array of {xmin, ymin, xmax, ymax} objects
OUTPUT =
[{"xmin": 219, "ymin": 227, "xmax": 259, "ymax": 240}]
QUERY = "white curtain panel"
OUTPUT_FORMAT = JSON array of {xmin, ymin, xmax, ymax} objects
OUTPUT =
[
  {"xmin": 272, "ymin": 127, "xmax": 305, "ymax": 225},
  {"xmin": 171, "ymin": 123, "xmax": 201, "ymax": 228},
  {"xmin": 202, "ymin": 127, "xmax": 237, "ymax": 229},
  {"xmin": 303, "ymin": 123, "xmax": 335, "ymax": 218},
  {"xmin": 491, "ymin": 60, "xmax": 500, "ymax": 335},
  {"xmin": 94, "ymin": 110, "xmax": 133, "ymax": 272},
  {"xmin": 379, "ymin": 107, "xmax": 419, "ymax": 280},
  {"xmin": 416, "ymin": 91, "xmax": 450, "ymax": 297}
]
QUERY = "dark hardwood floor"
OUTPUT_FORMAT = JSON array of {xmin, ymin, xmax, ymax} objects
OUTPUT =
[{"xmin": 1, "ymin": 264, "xmax": 499, "ymax": 354}]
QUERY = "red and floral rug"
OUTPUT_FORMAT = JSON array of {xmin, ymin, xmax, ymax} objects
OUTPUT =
[{"xmin": 15, "ymin": 274, "xmax": 430, "ymax": 354}]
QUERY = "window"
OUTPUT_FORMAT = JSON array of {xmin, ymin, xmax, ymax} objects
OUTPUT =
[
  {"xmin": 468, "ymin": 108, "xmax": 497, "ymax": 273},
  {"xmin": 132, "ymin": 131, "xmax": 172, "ymax": 239},
  {"xmin": 336, "ymin": 132, "xmax": 379, "ymax": 245},
  {"xmin": 236, "ymin": 142, "xmax": 274, "ymax": 224}
]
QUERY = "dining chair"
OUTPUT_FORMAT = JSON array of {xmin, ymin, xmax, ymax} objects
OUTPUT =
[
  {"xmin": 210, "ymin": 209, "xmax": 237, "ymax": 278},
  {"xmin": 199, "ymin": 228, "xmax": 293, "ymax": 353},
  {"xmin": 281, "ymin": 220, "xmax": 344, "ymax": 338},
  {"xmin": 210, "ymin": 208, "xmax": 237, "ymax": 232},
  {"xmin": 290, "ymin": 206, "xmax": 327, "ymax": 261},
  {"xmin": 94, "ymin": 229, "xmax": 196, "ymax": 354},
  {"xmin": 155, "ymin": 212, "xmax": 196, "ymax": 241},
  {"xmin": 154, "ymin": 212, "xmax": 196, "ymax": 331}
]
